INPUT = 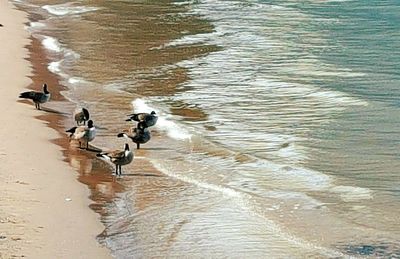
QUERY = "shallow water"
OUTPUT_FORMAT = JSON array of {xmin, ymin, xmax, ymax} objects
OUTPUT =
[{"xmin": 16, "ymin": 0, "xmax": 400, "ymax": 257}]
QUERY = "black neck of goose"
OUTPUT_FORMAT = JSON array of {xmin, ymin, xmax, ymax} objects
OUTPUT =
[
  {"xmin": 125, "ymin": 143, "xmax": 130, "ymax": 151},
  {"xmin": 87, "ymin": 120, "xmax": 94, "ymax": 128},
  {"xmin": 82, "ymin": 108, "xmax": 90, "ymax": 120},
  {"xmin": 43, "ymin": 84, "xmax": 49, "ymax": 94}
]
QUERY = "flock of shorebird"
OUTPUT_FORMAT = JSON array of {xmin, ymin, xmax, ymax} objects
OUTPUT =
[{"xmin": 19, "ymin": 83, "xmax": 158, "ymax": 176}]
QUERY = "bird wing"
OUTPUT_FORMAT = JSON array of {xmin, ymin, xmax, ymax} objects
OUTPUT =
[
  {"xmin": 73, "ymin": 126, "xmax": 87, "ymax": 139},
  {"xmin": 19, "ymin": 91, "xmax": 43, "ymax": 101},
  {"xmin": 137, "ymin": 113, "xmax": 148, "ymax": 121},
  {"xmin": 74, "ymin": 111, "xmax": 84, "ymax": 122},
  {"xmin": 127, "ymin": 112, "xmax": 148, "ymax": 122},
  {"xmin": 103, "ymin": 150, "xmax": 125, "ymax": 162}
]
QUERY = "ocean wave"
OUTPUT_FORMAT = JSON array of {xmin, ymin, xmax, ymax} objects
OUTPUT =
[
  {"xmin": 151, "ymin": 158, "xmax": 346, "ymax": 258},
  {"xmin": 40, "ymin": 35, "xmax": 80, "ymax": 83},
  {"xmin": 68, "ymin": 77, "xmax": 85, "ymax": 85},
  {"xmin": 263, "ymin": 190, "xmax": 324, "ymax": 209},
  {"xmin": 329, "ymin": 185, "xmax": 373, "ymax": 202},
  {"xmin": 42, "ymin": 36, "xmax": 62, "ymax": 52},
  {"xmin": 42, "ymin": 4, "xmax": 99, "ymax": 16},
  {"xmin": 243, "ymin": 158, "xmax": 373, "ymax": 202},
  {"xmin": 48, "ymin": 61, "xmax": 61, "ymax": 74},
  {"xmin": 41, "ymin": 36, "xmax": 80, "ymax": 59},
  {"xmin": 132, "ymin": 94, "xmax": 371, "ymax": 203},
  {"xmin": 29, "ymin": 21, "xmax": 46, "ymax": 29}
]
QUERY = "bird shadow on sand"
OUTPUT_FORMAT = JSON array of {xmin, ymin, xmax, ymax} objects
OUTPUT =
[{"xmin": 38, "ymin": 107, "xmax": 69, "ymax": 116}]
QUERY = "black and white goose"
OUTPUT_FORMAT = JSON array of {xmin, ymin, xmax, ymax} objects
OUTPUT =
[
  {"xmin": 96, "ymin": 143, "xmax": 134, "ymax": 176},
  {"xmin": 73, "ymin": 107, "xmax": 90, "ymax": 125},
  {"xmin": 19, "ymin": 83, "xmax": 50, "ymax": 110},
  {"xmin": 117, "ymin": 122, "xmax": 151, "ymax": 149},
  {"xmin": 126, "ymin": 111, "xmax": 158, "ymax": 128},
  {"xmin": 66, "ymin": 120, "xmax": 96, "ymax": 149}
]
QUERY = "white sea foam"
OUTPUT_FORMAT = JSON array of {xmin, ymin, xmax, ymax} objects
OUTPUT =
[
  {"xmin": 156, "ymin": 116, "xmax": 192, "ymax": 140},
  {"xmin": 151, "ymin": 159, "xmax": 347, "ymax": 258},
  {"xmin": 132, "ymin": 98, "xmax": 192, "ymax": 141},
  {"xmin": 41, "ymin": 35, "xmax": 80, "ymax": 82},
  {"xmin": 48, "ymin": 61, "xmax": 61, "ymax": 74},
  {"xmin": 235, "ymin": 155, "xmax": 373, "ymax": 203},
  {"xmin": 47, "ymin": 60, "xmax": 73, "ymax": 79},
  {"xmin": 264, "ymin": 190, "xmax": 324, "ymax": 209},
  {"xmin": 64, "ymin": 49, "xmax": 80, "ymax": 60},
  {"xmin": 329, "ymin": 185, "xmax": 373, "ymax": 202},
  {"xmin": 29, "ymin": 21, "xmax": 46, "ymax": 29},
  {"xmin": 42, "ymin": 4, "xmax": 99, "ymax": 16},
  {"xmin": 68, "ymin": 77, "xmax": 83, "ymax": 85},
  {"xmin": 249, "ymin": 161, "xmax": 333, "ymax": 191},
  {"xmin": 42, "ymin": 36, "xmax": 62, "ymax": 52}
]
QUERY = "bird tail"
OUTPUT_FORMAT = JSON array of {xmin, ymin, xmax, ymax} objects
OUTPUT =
[
  {"xmin": 117, "ymin": 133, "xmax": 131, "ymax": 140},
  {"xmin": 96, "ymin": 153, "xmax": 111, "ymax": 161},
  {"xmin": 66, "ymin": 127, "xmax": 77, "ymax": 137},
  {"xmin": 126, "ymin": 114, "xmax": 139, "ymax": 121},
  {"xmin": 19, "ymin": 92, "xmax": 34, "ymax": 99}
]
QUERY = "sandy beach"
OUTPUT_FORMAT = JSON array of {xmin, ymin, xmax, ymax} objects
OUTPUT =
[{"xmin": 0, "ymin": 1, "xmax": 110, "ymax": 258}]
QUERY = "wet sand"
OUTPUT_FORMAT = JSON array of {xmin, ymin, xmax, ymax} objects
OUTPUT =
[
  {"xmin": 13, "ymin": 1, "xmax": 177, "ymax": 257},
  {"xmin": 0, "ymin": 1, "xmax": 110, "ymax": 258}
]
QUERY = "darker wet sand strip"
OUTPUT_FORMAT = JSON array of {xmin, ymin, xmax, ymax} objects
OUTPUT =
[
  {"xmin": 0, "ymin": 1, "xmax": 110, "ymax": 258},
  {"xmin": 16, "ymin": 2, "xmax": 175, "ymax": 257}
]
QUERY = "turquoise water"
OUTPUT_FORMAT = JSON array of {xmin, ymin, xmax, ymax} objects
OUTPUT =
[{"xmin": 17, "ymin": 0, "xmax": 400, "ymax": 257}]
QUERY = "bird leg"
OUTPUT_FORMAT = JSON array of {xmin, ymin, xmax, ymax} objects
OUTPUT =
[
  {"xmin": 119, "ymin": 165, "xmax": 122, "ymax": 176},
  {"xmin": 137, "ymin": 143, "xmax": 140, "ymax": 149}
]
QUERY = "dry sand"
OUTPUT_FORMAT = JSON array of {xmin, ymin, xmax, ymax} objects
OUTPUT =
[{"xmin": 0, "ymin": 1, "xmax": 110, "ymax": 258}]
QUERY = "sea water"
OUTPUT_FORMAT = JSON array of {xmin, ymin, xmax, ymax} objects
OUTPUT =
[{"xmin": 16, "ymin": 0, "xmax": 400, "ymax": 257}]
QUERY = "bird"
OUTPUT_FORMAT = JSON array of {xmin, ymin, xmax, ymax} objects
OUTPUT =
[
  {"xmin": 117, "ymin": 122, "xmax": 151, "ymax": 149},
  {"xmin": 19, "ymin": 83, "xmax": 50, "ymax": 110},
  {"xmin": 126, "ymin": 111, "xmax": 158, "ymax": 127},
  {"xmin": 66, "ymin": 119, "xmax": 96, "ymax": 149},
  {"xmin": 73, "ymin": 107, "xmax": 90, "ymax": 125},
  {"xmin": 96, "ymin": 143, "xmax": 134, "ymax": 176}
]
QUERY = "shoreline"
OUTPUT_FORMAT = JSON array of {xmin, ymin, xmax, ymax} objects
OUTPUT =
[
  {"xmin": 0, "ymin": 1, "xmax": 111, "ymax": 258},
  {"xmin": 12, "ymin": 1, "xmax": 176, "ymax": 257}
]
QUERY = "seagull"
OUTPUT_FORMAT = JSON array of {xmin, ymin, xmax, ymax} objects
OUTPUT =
[
  {"xmin": 19, "ymin": 83, "xmax": 50, "ymax": 110},
  {"xmin": 73, "ymin": 107, "xmax": 90, "ymax": 125},
  {"xmin": 126, "ymin": 111, "xmax": 158, "ymax": 127},
  {"xmin": 117, "ymin": 122, "xmax": 151, "ymax": 149},
  {"xmin": 96, "ymin": 143, "xmax": 134, "ymax": 176},
  {"xmin": 66, "ymin": 120, "xmax": 96, "ymax": 149}
]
